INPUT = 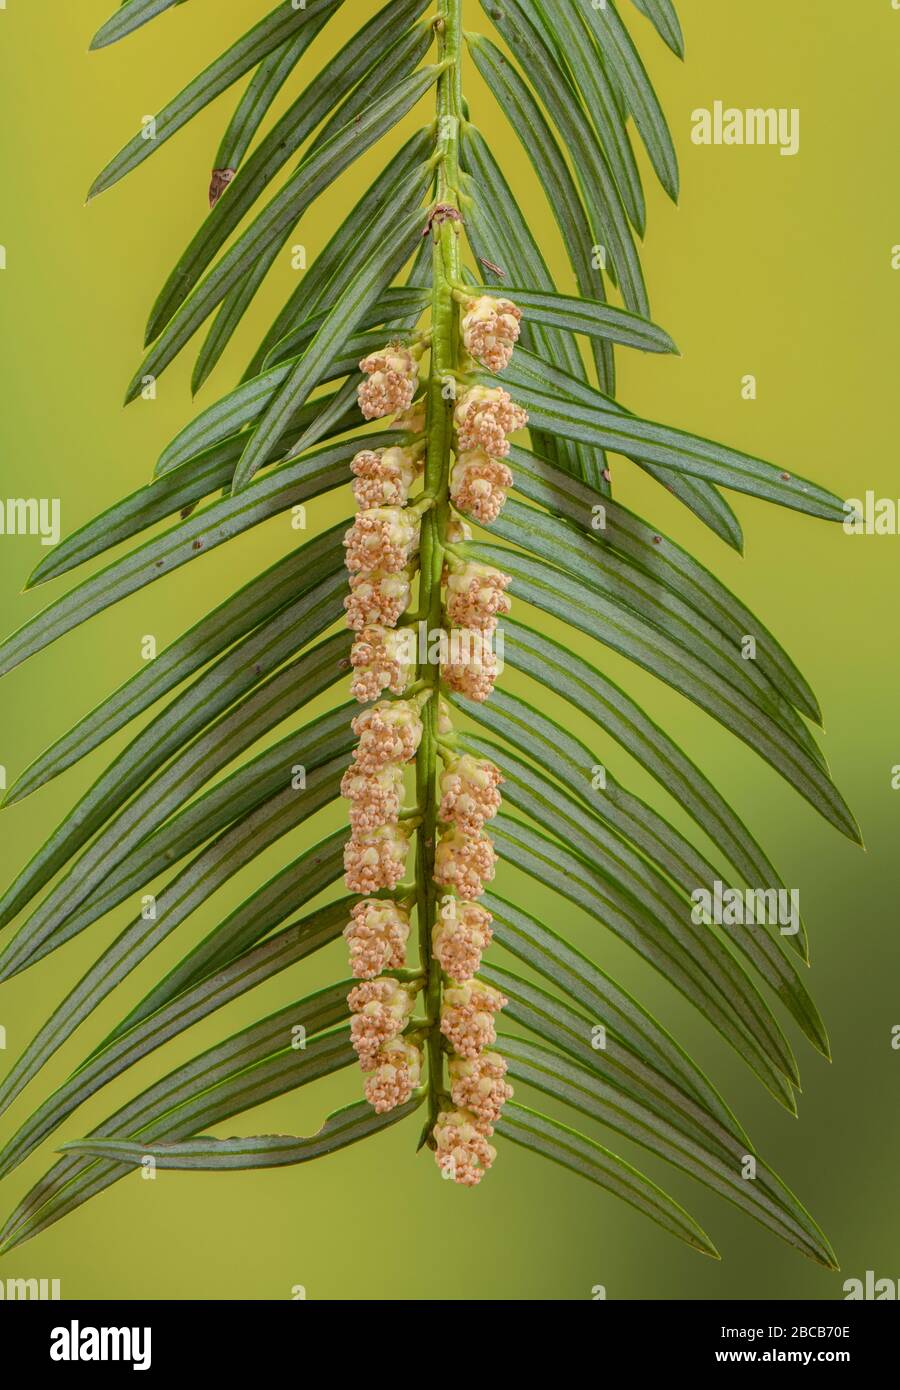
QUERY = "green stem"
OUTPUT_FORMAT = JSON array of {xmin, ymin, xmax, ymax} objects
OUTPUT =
[{"xmin": 416, "ymin": 0, "xmax": 463, "ymax": 1143}]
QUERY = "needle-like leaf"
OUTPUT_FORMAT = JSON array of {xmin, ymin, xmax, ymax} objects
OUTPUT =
[
  {"xmin": 90, "ymin": 0, "xmax": 189, "ymax": 51},
  {"xmin": 60, "ymin": 1096, "xmax": 424, "ymax": 1172},
  {"xmin": 629, "ymin": 0, "xmax": 685, "ymax": 57}
]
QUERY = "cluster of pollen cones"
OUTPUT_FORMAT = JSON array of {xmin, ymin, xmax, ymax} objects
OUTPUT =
[{"xmin": 338, "ymin": 291, "xmax": 527, "ymax": 1186}]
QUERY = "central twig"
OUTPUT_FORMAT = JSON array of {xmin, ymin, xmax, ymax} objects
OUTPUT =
[{"xmin": 417, "ymin": 0, "xmax": 464, "ymax": 1138}]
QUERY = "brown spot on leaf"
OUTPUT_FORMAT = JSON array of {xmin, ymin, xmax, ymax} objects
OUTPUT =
[{"xmin": 208, "ymin": 168, "xmax": 236, "ymax": 209}]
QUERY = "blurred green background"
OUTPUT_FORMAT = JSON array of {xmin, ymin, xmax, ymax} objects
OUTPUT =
[{"xmin": 0, "ymin": 0, "xmax": 897, "ymax": 1300}]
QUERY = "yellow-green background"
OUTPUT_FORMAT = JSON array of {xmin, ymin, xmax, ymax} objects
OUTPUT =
[{"xmin": 0, "ymin": 0, "xmax": 897, "ymax": 1300}]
